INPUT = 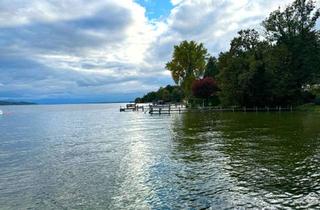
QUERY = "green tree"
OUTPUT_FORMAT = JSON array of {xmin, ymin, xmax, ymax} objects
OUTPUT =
[
  {"xmin": 263, "ymin": 0, "xmax": 320, "ymax": 86},
  {"xmin": 218, "ymin": 29, "xmax": 271, "ymax": 106},
  {"xmin": 218, "ymin": 0, "xmax": 320, "ymax": 106},
  {"xmin": 134, "ymin": 97, "xmax": 142, "ymax": 103},
  {"xmin": 143, "ymin": 91, "xmax": 158, "ymax": 102},
  {"xmin": 135, "ymin": 85, "xmax": 185, "ymax": 103},
  {"xmin": 166, "ymin": 40, "xmax": 208, "ymax": 98},
  {"xmin": 171, "ymin": 87, "xmax": 185, "ymax": 102},
  {"xmin": 159, "ymin": 88, "xmax": 170, "ymax": 102},
  {"xmin": 204, "ymin": 56, "xmax": 218, "ymax": 78}
]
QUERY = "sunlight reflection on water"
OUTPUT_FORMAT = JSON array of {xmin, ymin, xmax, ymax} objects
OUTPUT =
[{"xmin": 0, "ymin": 104, "xmax": 319, "ymax": 209}]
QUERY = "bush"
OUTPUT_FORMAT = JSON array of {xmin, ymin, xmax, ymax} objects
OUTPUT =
[{"xmin": 192, "ymin": 77, "xmax": 219, "ymax": 99}]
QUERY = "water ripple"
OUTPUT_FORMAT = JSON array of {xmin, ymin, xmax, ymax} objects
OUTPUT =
[{"xmin": 0, "ymin": 105, "xmax": 319, "ymax": 209}]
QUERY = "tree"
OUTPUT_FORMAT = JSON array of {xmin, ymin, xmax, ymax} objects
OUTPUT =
[
  {"xmin": 192, "ymin": 77, "xmax": 219, "ymax": 99},
  {"xmin": 143, "ymin": 91, "xmax": 158, "ymax": 102},
  {"xmin": 263, "ymin": 0, "xmax": 319, "ymax": 44},
  {"xmin": 139, "ymin": 0, "xmax": 320, "ymax": 107},
  {"xmin": 217, "ymin": 0, "xmax": 320, "ymax": 106},
  {"xmin": 204, "ymin": 56, "xmax": 218, "ymax": 78},
  {"xmin": 166, "ymin": 41, "xmax": 208, "ymax": 98},
  {"xmin": 263, "ymin": 0, "xmax": 320, "ymax": 86},
  {"xmin": 171, "ymin": 87, "xmax": 185, "ymax": 102},
  {"xmin": 159, "ymin": 88, "xmax": 170, "ymax": 102},
  {"xmin": 218, "ymin": 29, "xmax": 271, "ymax": 106},
  {"xmin": 134, "ymin": 85, "xmax": 185, "ymax": 103},
  {"xmin": 262, "ymin": 0, "xmax": 320, "ymax": 104},
  {"xmin": 134, "ymin": 97, "xmax": 142, "ymax": 103}
]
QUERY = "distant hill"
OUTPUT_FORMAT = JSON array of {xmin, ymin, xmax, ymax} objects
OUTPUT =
[{"xmin": 0, "ymin": 101, "xmax": 36, "ymax": 105}]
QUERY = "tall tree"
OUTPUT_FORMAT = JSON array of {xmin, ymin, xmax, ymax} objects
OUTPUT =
[
  {"xmin": 263, "ymin": 0, "xmax": 320, "ymax": 86},
  {"xmin": 218, "ymin": 1, "xmax": 320, "ymax": 106},
  {"xmin": 166, "ymin": 40, "xmax": 208, "ymax": 98},
  {"xmin": 218, "ymin": 29, "xmax": 271, "ymax": 106},
  {"xmin": 263, "ymin": 0, "xmax": 319, "ymax": 43},
  {"xmin": 204, "ymin": 56, "xmax": 219, "ymax": 78}
]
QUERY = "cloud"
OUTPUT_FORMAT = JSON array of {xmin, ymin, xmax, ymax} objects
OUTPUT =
[
  {"xmin": 149, "ymin": 0, "xmax": 294, "ymax": 58},
  {"xmin": 170, "ymin": 0, "xmax": 183, "ymax": 6},
  {"xmin": 0, "ymin": 0, "xmax": 121, "ymax": 27},
  {"xmin": 0, "ymin": 0, "xmax": 318, "ymax": 103},
  {"xmin": 142, "ymin": 0, "xmax": 297, "ymax": 85},
  {"xmin": 0, "ymin": 0, "xmax": 162, "ymax": 102}
]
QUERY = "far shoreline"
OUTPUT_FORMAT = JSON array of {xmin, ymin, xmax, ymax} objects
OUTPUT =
[{"xmin": 0, "ymin": 101, "xmax": 131, "ymax": 106}]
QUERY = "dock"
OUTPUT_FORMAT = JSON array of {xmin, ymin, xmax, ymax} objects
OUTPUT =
[
  {"xmin": 120, "ymin": 103, "xmax": 294, "ymax": 114},
  {"xmin": 147, "ymin": 105, "xmax": 294, "ymax": 114},
  {"xmin": 147, "ymin": 104, "xmax": 186, "ymax": 114},
  {"xmin": 120, "ymin": 103, "xmax": 148, "ymax": 112}
]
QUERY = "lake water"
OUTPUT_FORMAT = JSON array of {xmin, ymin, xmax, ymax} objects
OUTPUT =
[{"xmin": 0, "ymin": 104, "xmax": 319, "ymax": 209}]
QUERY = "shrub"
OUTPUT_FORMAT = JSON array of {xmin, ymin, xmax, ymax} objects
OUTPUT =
[{"xmin": 192, "ymin": 77, "xmax": 219, "ymax": 99}]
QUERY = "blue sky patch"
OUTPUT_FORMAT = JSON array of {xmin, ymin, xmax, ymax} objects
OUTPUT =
[{"xmin": 135, "ymin": 0, "xmax": 173, "ymax": 20}]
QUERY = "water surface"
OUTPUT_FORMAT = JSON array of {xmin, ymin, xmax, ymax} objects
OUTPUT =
[{"xmin": 0, "ymin": 104, "xmax": 319, "ymax": 209}]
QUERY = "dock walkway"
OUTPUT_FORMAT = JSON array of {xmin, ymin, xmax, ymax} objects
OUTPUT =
[
  {"xmin": 120, "ymin": 104, "xmax": 294, "ymax": 114},
  {"xmin": 148, "ymin": 105, "xmax": 293, "ymax": 115}
]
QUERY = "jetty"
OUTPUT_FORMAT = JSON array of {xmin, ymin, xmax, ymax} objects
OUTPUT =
[
  {"xmin": 120, "ymin": 103, "xmax": 147, "ymax": 112},
  {"xmin": 119, "ymin": 103, "xmax": 186, "ymax": 113},
  {"xmin": 120, "ymin": 103, "xmax": 294, "ymax": 114},
  {"xmin": 147, "ymin": 104, "xmax": 186, "ymax": 114},
  {"xmin": 147, "ymin": 105, "xmax": 293, "ymax": 114}
]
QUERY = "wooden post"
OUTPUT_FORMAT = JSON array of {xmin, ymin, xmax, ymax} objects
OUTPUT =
[
  {"xmin": 179, "ymin": 107, "xmax": 181, "ymax": 113},
  {"xmin": 169, "ymin": 105, "xmax": 171, "ymax": 114},
  {"xmin": 159, "ymin": 108, "xmax": 161, "ymax": 115},
  {"xmin": 150, "ymin": 107, "xmax": 153, "ymax": 114},
  {"xmin": 279, "ymin": 106, "xmax": 281, "ymax": 112}
]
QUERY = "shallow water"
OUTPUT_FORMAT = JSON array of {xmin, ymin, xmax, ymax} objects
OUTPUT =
[{"xmin": 0, "ymin": 104, "xmax": 319, "ymax": 209}]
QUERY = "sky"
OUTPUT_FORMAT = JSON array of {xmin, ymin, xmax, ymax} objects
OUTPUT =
[{"xmin": 0, "ymin": 0, "xmax": 319, "ymax": 104}]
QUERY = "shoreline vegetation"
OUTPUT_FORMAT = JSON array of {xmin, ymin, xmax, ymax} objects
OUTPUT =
[
  {"xmin": 296, "ymin": 103, "xmax": 320, "ymax": 112},
  {"xmin": 0, "ymin": 100, "xmax": 36, "ymax": 106},
  {"xmin": 135, "ymin": 0, "xmax": 320, "ymax": 111}
]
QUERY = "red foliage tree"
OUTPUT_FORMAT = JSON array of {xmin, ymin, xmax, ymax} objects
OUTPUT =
[{"xmin": 192, "ymin": 77, "xmax": 219, "ymax": 98}]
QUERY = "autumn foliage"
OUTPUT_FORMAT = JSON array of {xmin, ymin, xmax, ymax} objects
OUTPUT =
[{"xmin": 192, "ymin": 77, "xmax": 219, "ymax": 99}]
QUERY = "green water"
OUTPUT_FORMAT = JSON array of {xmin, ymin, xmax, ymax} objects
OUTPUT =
[{"xmin": 0, "ymin": 104, "xmax": 319, "ymax": 209}]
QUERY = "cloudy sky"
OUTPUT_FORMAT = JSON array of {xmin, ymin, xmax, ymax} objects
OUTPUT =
[{"xmin": 0, "ymin": 0, "xmax": 317, "ymax": 103}]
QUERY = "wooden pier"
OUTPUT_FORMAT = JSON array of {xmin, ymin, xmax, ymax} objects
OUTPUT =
[
  {"xmin": 147, "ymin": 105, "xmax": 294, "ymax": 115},
  {"xmin": 120, "ymin": 103, "xmax": 145, "ymax": 112},
  {"xmin": 120, "ymin": 103, "xmax": 294, "ymax": 114},
  {"xmin": 147, "ymin": 104, "xmax": 186, "ymax": 114}
]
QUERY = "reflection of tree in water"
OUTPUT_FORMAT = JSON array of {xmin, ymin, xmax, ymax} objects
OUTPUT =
[
  {"xmin": 171, "ymin": 112, "xmax": 221, "ymax": 162},
  {"xmin": 170, "ymin": 112, "xmax": 320, "ymax": 208},
  {"xmin": 169, "ymin": 112, "xmax": 236, "ymax": 208},
  {"xmin": 217, "ymin": 113, "xmax": 320, "ymax": 196}
]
